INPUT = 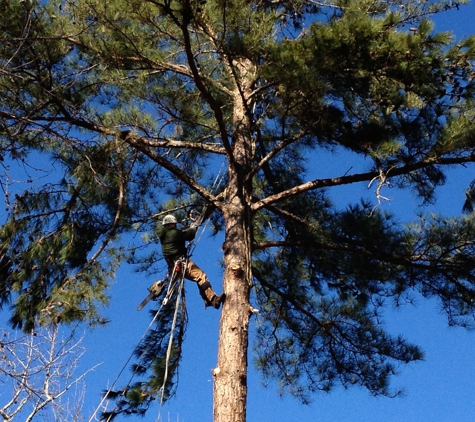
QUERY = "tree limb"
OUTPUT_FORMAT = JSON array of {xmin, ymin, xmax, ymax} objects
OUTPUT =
[
  {"xmin": 251, "ymin": 154, "xmax": 475, "ymax": 211},
  {"xmin": 123, "ymin": 132, "xmax": 220, "ymax": 206}
]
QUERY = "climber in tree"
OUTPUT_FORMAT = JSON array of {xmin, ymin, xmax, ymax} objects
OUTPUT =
[{"xmin": 157, "ymin": 214, "xmax": 225, "ymax": 309}]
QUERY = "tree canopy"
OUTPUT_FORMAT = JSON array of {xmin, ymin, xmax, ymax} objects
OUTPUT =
[{"xmin": 1, "ymin": 0, "xmax": 475, "ymax": 420}]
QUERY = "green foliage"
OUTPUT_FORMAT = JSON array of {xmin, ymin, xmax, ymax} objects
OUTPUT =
[
  {"xmin": 2, "ymin": 0, "xmax": 475, "ymax": 416},
  {"xmin": 253, "ymin": 199, "xmax": 475, "ymax": 398},
  {"xmin": 253, "ymin": 201, "xmax": 420, "ymax": 398}
]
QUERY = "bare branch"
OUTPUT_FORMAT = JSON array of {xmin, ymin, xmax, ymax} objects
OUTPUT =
[
  {"xmin": 0, "ymin": 324, "xmax": 98, "ymax": 421},
  {"xmin": 251, "ymin": 154, "xmax": 475, "ymax": 212},
  {"xmin": 131, "ymin": 136, "xmax": 227, "ymax": 155}
]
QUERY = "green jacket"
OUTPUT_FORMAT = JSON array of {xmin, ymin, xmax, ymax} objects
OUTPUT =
[{"xmin": 157, "ymin": 225, "xmax": 197, "ymax": 258}]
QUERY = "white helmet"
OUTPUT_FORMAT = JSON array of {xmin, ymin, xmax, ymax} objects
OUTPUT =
[{"xmin": 162, "ymin": 214, "xmax": 178, "ymax": 225}]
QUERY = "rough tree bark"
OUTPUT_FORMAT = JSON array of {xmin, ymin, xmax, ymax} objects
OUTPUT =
[{"xmin": 213, "ymin": 58, "xmax": 255, "ymax": 422}]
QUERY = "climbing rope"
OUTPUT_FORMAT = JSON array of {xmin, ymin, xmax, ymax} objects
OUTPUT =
[
  {"xmin": 89, "ymin": 266, "xmax": 185, "ymax": 422},
  {"xmin": 157, "ymin": 263, "xmax": 186, "ymax": 421},
  {"xmin": 91, "ymin": 162, "xmax": 227, "ymax": 421}
]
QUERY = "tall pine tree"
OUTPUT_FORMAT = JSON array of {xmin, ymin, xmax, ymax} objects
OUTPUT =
[{"xmin": 2, "ymin": 0, "xmax": 475, "ymax": 420}]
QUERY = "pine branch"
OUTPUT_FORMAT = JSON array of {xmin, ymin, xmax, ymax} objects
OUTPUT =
[
  {"xmin": 178, "ymin": 0, "xmax": 233, "ymax": 157},
  {"xmin": 252, "ymin": 266, "xmax": 326, "ymax": 329},
  {"xmin": 123, "ymin": 133, "xmax": 219, "ymax": 206}
]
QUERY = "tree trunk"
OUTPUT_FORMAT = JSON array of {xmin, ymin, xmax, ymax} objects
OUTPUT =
[
  {"xmin": 213, "ymin": 202, "xmax": 252, "ymax": 422},
  {"xmin": 213, "ymin": 58, "xmax": 255, "ymax": 422}
]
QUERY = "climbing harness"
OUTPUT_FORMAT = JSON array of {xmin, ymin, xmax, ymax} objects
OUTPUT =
[{"xmin": 137, "ymin": 257, "xmax": 186, "ymax": 311}]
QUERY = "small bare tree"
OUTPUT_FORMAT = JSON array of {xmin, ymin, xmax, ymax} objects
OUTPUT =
[{"xmin": 0, "ymin": 323, "xmax": 97, "ymax": 421}]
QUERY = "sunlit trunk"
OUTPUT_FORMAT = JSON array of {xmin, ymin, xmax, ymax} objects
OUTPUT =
[
  {"xmin": 213, "ymin": 58, "xmax": 255, "ymax": 422},
  {"xmin": 213, "ymin": 201, "xmax": 252, "ymax": 422}
]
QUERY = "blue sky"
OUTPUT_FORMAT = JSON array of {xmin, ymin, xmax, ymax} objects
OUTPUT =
[{"xmin": 2, "ymin": 2, "xmax": 475, "ymax": 422}]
